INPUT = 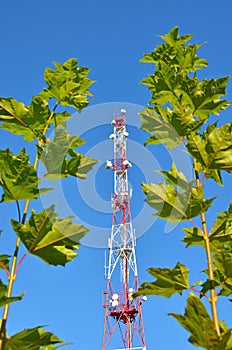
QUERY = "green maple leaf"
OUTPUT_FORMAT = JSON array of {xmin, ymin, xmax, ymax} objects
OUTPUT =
[
  {"xmin": 217, "ymin": 326, "xmax": 232, "ymax": 350},
  {"xmin": 0, "ymin": 98, "xmax": 34, "ymax": 142},
  {"xmin": 140, "ymin": 27, "xmax": 207, "ymax": 74},
  {"xmin": 140, "ymin": 27, "xmax": 209, "ymax": 108},
  {"xmin": 205, "ymin": 169, "xmax": 223, "ymax": 186},
  {"xmin": 210, "ymin": 202, "xmax": 232, "ymax": 238},
  {"xmin": 141, "ymin": 61, "xmax": 181, "ymax": 106},
  {"xmin": 40, "ymin": 128, "xmax": 85, "ymax": 176},
  {"xmin": 169, "ymin": 74, "xmax": 230, "ymax": 136},
  {"xmin": 182, "ymin": 227, "xmax": 205, "ymax": 248},
  {"xmin": 140, "ymin": 75, "xmax": 229, "ymax": 147},
  {"xmin": 142, "ymin": 180, "xmax": 214, "ymax": 223},
  {"xmin": 160, "ymin": 26, "xmax": 193, "ymax": 46},
  {"xmin": 139, "ymin": 27, "xmax": 230, "ymax": 157},
  {"xmin": 27, "ymin": 96, "xmax": 50, "ymax": 137},
  {"xmin": 171, "ymin": 294, "xmax": 232, "ymax": 349},
  {"xmin": 178, "ymin": 76, "xmax": 230, "ymax": 120},
  {"xmin": 134, "ymin": 262, "xmax": 189, "ymax": 298},
  {"xmin": 140, "ymin": 75, "xmax": 230, "ymax": 146},
  {"xmin": 174, "ymin": 42, "xmax": 208, "ymax": 73},
  {"xmin": 0, "ymin": 97, "xmax": 28, "ymax": 121},
  {"xmin": 170, "ymin": 108, "xmax": 205, "ymax": 137},
  {"xmin": 39, "ymin": 58, "xmax": 95, "ymax": 111},
  {"xmin": 140, "ymin": 107, "xmax": 182, "ymax": 149},
  {"xmin": 0, "ymin": 149, "xmax": 46, "ymax": 202},
  {"xmin": 187, "ymin": 123, "xmax": 232, "ymax": 185},
  {"xmin": 3, "ymin": 326, "xmax": 63, "ymax": 350},
  {"xmin": 157, "ymin": 162, "xmax": 189, "ymax": 190},
  {"xmin": 11, "ymin": 206, "xmax": 88, "ymax": 266},
  {"xmin": 65, "ymin": 148, "xmax": 98, "ymax": 179},
  {"xmin": 169, "ymin": 294, "xmax": 220, "ymax": 349},
  {"xmin": 53, "ymin": 111, "xmax": 72, "ymax": 127},
  {"xmin": 187, "ymin": 122, "xmax": 232, "ymax": 183},
  {"xmin": 40, "ymin": 128, "xmax": 97, "ymax": 181},
  {"xmin": 0, "ymin": 96, "xmax": 52, "ymax": 142}
]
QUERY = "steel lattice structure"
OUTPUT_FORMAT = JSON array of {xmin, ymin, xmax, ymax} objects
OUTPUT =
[{"xmin": 102, "ymin": 109, "xmax": 146, "ymax": 350}]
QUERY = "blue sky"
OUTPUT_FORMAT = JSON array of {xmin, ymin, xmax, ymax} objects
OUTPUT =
[{"xmin": 0, "ymin": 0, "xmax": 232, "ymax": 349}]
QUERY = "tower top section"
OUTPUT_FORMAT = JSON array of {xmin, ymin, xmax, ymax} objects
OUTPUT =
[{"xmin": 111, "ymin": 108, "xmax": 127, "ymax": 127}]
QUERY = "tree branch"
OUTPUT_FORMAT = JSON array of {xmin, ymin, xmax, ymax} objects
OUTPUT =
[
  {"xmin": 0, "ymin": 100, "xmax": 59, "ymax": 344},
  {"xmin": 193, "ymin": 158, "xmax": 221, "ymax": 337}
]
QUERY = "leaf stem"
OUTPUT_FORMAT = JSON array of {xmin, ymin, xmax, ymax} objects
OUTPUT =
[
  {"xmin": 0, "ymin": 105, "xmax": 40, "ymax": 142},
  {"xmin": 189, "ymin": 286, "xmax": 209, "ymax": 300},
  {"xmin": 189, "ymin": 219, "xmax": 204, "ymax": 235},
  {"xmin": 15, "ymin": 252, "xmax": 28, "ymax": 275},
  {"xmin": 31, "ymin": 100, "xmax": 59, "ymax": 172},
  {"xmin": 200, "ymin": 171, "xmax": 206, "ymax": 185},
  {"xmin": 216, "ymin": 286, "xmax": 222, "ymax": 297},
  {"xmin": 0, "ymin": 101, "xmax": 59, "ymax": 346},
  {"xmin": 193, "ymin": 159, "xmax": 221, "ymax": 337}
]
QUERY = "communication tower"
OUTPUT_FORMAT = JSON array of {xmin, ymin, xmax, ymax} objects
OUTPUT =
[{"xmin": 102, "ymin": 109, "xmax": 146, "ymax": 350}]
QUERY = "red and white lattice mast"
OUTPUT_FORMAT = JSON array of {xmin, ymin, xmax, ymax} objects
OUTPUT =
[{"xmin": 102, "ymin": 109, "xmax": 146, "ymax": 350}]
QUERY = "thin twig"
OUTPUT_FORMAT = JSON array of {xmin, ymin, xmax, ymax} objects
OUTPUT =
[
  {"xmin": 15, "ymin": 252, "xmax": 28, "ymax": 275},
  {"xmin": 200, "ymin": 171, "xmax": 206, "ymax": 185},
  {"xmin": 189, "ymin": 219, "xmax": 205, "ymax": 236},
  {"xmin": 189, "ymin": 286, "xmax": 209, "ymax": 300},
  {"xmin": 216, "ymin": 286, "xmax": 222, "ymax": 297}
]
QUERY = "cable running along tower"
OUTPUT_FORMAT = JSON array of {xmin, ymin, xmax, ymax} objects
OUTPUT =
[{"xmin": 102, "ymin": 109, "xmax": 146, "ymax": 350}]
